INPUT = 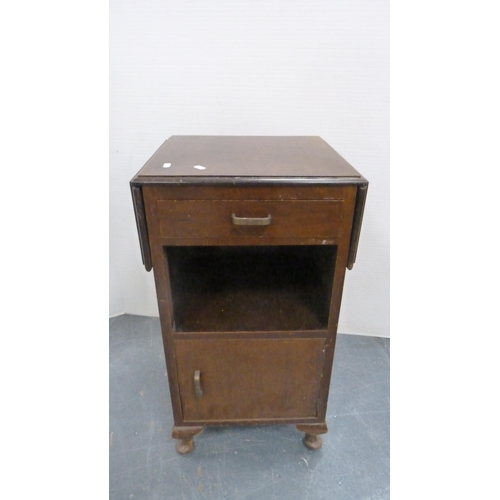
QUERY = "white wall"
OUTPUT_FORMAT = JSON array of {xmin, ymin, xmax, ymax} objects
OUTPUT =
[{"xmin": 110, "ymin": 0, "xmax": 389, "ymax": 337}]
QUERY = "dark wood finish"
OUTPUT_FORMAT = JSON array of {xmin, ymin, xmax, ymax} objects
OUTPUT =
[
  {"xmin": 348, "ymin": 183, "xmax": 369, "ymax": 270},
  {"xmin": 157, "ymin": 199, "xmax": 344, "ymax": 240},
  {"xmin": 175, "ymin": 338, "xmax": 325, "ymax": 422},
  {"xmin": 130, "ymin": 136, "xmax": 367, "ymax": 454},
  {"xmin": 172, "ymin": 330, "xmax": 328, "ymax": 340},
  {"xmin": 136, "ymin": 136, "xmax": 363, "ymax": 178},
  {"xmin": 131, "ymin": 176, "xmax": 367, "ymax": 270},
  {"xmin": 166, "ymin": 245, "xmax": 336, "ymax": 332},
  {"xmin": 143, "ymin": 185, "xmax": 349, "ymax": 201},
  {"xmin": 134, "ymin": 176, "xmax": 367, "ymax": 186},
  {"xmin": 296, "ymin": 423, "xmax": 328, "ymax": 450},
  {"xmin": 171, "ymin": 426, "xmax": 203, "ymax": 455},
  {"xmin": 130, "ymin": 185, "xmax": 152, "ymax": 271}
]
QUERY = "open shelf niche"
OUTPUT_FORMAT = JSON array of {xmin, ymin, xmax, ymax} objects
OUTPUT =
[{"xmin": 165, "ymin": 245, "xmax": 337, "ymax": 332}]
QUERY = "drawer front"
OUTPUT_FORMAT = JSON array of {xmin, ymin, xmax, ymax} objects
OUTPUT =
[
  {"xmin": 157, "ymin": 199, "xmax": 344, "ymax": 240},
  {"xmin": 175, "ymin": 338, "xmax": 325, "ymax": 422}
]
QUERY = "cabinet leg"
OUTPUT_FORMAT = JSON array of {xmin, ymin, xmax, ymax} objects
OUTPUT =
[
  {"xmin": 296, "ymin": 423, "xmax": 328, "ymax": 450},
  {"xmin": 171, "ymin": 426, "xmax": 204, "ymax": 455}
]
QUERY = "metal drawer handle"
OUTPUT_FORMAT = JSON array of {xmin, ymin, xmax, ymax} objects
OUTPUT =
[
  {"xmin": 231, "ymin": 213, "xmax": 272, "ymax": 226},
  {"xmin": 194, "ymin": 370, "xmax": 203, "ymax": 399}
]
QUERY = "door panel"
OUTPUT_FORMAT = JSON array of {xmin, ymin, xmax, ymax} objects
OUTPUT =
[{"xmin": 175, "ymin": 338, "xmax": 325, "ymax": 422}]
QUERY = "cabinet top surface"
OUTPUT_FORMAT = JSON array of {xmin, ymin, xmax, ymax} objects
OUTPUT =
[{"xmin": 133, "ymin": 136, "xmax": 362, "ymax": 181}]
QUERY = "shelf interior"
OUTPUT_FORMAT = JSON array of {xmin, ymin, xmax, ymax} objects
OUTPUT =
[{"xmin": 166, "ymin": 245, "xmax": 336, "ymax": 332}]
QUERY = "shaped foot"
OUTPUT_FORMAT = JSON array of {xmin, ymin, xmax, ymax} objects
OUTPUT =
[
  {"xmin": 172, "ymin": 426, "xmax": 203, "ymax": 455},
  {"xmin": 296, "ymin": 423, "xmax": 328, "ymax": 451},
  {"xmin": 303, "ymin": 433, "xmax": 323, "ymax": 450}
]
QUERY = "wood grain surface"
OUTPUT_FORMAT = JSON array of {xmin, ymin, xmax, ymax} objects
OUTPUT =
[{"xmin": 136, "ymin": 136, "xmax": 362, "ymax": 178}]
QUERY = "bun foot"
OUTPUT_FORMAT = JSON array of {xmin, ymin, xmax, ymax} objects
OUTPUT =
[
  {"xmin": 175, "ymin": 437, "xmax": 195, "ymax": 455},
  {"xmin": 303, "ymin": 433, "xmax": 323, "ymax": 450},
  {"xmin": 296, "ymin": 422, "xmax": 328, "ymax": 451},
  {"xmin": 172, "ymin": 426, "xmax": 203, "ymax": 455}
]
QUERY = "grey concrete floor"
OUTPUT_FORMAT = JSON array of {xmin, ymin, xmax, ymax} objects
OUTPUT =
[{"xmin": 110, "ymin": 314, "xmax": 389, "ymax": 500}]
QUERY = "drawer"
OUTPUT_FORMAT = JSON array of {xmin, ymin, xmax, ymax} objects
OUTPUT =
[
  {"xmin": 157, "ymin": 199, "xmax": 344, "ymax": 240},
  {"xmin": 175, "ymin": 338, "xmax": 325, "ymax": 422}
]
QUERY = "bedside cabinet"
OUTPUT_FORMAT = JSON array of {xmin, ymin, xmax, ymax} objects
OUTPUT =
[{"xmin": 130, "ymin": 136, "xmax": 368, "ymax": 454}]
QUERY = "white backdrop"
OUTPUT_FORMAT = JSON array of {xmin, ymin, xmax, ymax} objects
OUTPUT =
[{"xmin": 110, "ymin": 0, "xmax": 389, "ymax": 337}]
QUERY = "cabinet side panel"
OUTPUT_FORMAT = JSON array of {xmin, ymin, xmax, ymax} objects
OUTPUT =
[
  {"xmin": 317, "ymin": 185, "xmax": 358, "ymax": 420},
  {"xmin": 142, "ymin": 186, "xmax": 184, "ymax": 424}
]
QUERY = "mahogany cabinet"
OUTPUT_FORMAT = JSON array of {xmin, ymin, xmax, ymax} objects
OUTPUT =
[{"xmin": 130, "ymin": 136, "xmax": 367, "ymax": 454}]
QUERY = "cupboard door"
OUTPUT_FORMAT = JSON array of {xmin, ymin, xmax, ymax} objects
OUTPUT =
[{"xmin": 175, "ymin": 338, "xmax": 325, "ymax": 422}]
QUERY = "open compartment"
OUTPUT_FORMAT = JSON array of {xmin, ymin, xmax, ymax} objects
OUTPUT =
[{"xmin": 166, "ymin": 245, "xmax": 336, "ymax": 332}]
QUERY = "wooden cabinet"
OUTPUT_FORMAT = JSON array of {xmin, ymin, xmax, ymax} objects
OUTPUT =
[{"xmin": 130, "ymin": 136, "xmax": 368, "ymax": 454}]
